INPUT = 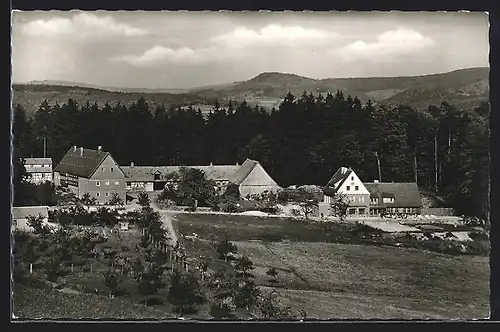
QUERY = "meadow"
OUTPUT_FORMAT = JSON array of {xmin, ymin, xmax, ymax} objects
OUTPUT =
[{"xmin": 171, "ymin": 213, "xmax": 490, "ymax": 319}]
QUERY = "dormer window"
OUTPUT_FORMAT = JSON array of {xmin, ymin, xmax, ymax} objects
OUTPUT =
[{"xmin": 383, "ymin": 197, "xmax": 395, "ymax": 204}]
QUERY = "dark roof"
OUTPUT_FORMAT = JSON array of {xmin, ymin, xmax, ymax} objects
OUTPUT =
[
  {"xmin": 54, "ymin": 147, "xmax": 111, "ymax": 178},
  {"xmin": 23, "ymin": 158, "xmax": 52, "ymax": 165},
  {"xmin": 121, "ymin": 165, "xmax": 240, "ymax": 182},
  {"xmin": 363, "ymin": 182, "xmax": 422, "ymax": 208},
  {"xmin": 232, "ymin": 159, "xmax": 259, "ymax": 185},
  {"xmin": 323, "ymin": 167, "xmax": 353, "ymax": 194}
]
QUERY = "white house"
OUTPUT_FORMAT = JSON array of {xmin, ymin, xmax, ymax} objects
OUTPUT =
[
  {"xmin": 320, "ymin": 167, "xmax": 371, "ymax": 217},
  {"xmin": 11, "ymin": 206, "xmax": 58, "ymax": 232},
  {"xmin": 23, "ymin": 158, "xmax": 53, "ymax": 184}
]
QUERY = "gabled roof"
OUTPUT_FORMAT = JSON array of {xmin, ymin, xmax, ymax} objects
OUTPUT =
[
  {"xmin": 54, "ymin": 147, "xmax": 111, "ymax": 178},
  {"xmin": 121, "ymin": 165, "xmax": 240, "ymax": 182},
  {"xmin": 23, "ymin": 158, "xmax": 52, "ymax": 165},
  {"xmin": 363, "ymin": 182, "xmax": 422, "ymax": 208},
  {"xmin": 323, "ymin": 167, "xmax": 353, "ymax": 195},
  {"xmin": 231, "ymin": 159, "xmax": 259, "ymax": 185},
  {"xmin": 12, "ymin": 206, "xmax": 49, "ymax": 220}
]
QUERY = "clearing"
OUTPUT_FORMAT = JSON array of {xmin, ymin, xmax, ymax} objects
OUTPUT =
[{"xmin": 172, "ymin": 213, "xmax": 490, "ymax": 319}]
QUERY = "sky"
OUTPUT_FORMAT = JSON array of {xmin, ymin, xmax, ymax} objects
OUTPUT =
[{"xmin": 11, "ymin": 11, "xmax": 490, "ymax": 89}]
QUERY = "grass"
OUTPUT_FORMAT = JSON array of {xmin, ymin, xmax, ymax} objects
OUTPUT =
[
  {"xmin": 12, "ymin": 283, "xmax": 175, "ymax": 320},
  {"xmin": 172, "ymin": 213, "xmax": 490, "ymax": 319}
]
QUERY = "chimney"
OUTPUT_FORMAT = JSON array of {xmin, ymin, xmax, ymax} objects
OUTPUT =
[
  {"xmin": 236, "ymin": 162, "xmax": 239, "ymax": 166},
  {"xmin": 374, "ymin": 180, "xmax": 379, "ymax": 183},
  {"xmin": 98, "ymin": 145, "xmax": 102, "ymax": 152},
  {"xmin": 73, "ymin": 145, "xmax": 77, "ymax": 152},
  {"xmin": 80, "ymin": 147, "xmax": 83, "ymax": 156},
  {"xmin": 210, "ymin": 162, "xmax": 213, "ymax": 166},
  {"xmin": 130, "ymin": 162, "xmax": 134, "ymax": 167}
]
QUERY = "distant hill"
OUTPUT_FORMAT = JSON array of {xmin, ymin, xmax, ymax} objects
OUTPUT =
[
  {"xmin": 12, "ymin": 67, "xmax": 489, "ymax": 117},
  {"xmin": 12, "ymin": 83, "xmax": 207, "ymax": 117}
]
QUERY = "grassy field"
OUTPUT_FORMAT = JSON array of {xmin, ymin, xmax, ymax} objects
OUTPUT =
[
  {"xmin": 172, "ymin": 213, "xmax": 490, "ymax": 319},
  {"xmin": 12, "ymin": 283, "xmax": 174, "ymax": 320}
]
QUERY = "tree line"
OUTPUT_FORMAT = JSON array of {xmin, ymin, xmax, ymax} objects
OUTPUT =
[{"xmin": 12, "ymin": 91, "xmax": 490, "ymax": 219}]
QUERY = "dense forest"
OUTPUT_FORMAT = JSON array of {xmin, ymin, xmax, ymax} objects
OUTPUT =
[{"xmin": 12, "ymin": 91, "xmax": 490, "ymax": 220}]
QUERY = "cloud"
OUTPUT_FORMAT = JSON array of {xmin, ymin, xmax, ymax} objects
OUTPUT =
[
  {"xmin": 18, "ymin": 12, "xmax": 148, "ymax": 38},
  {"xmin": 113, "ymin": 24, "xmax": 341, "ymax": 67},
  {"xmin": 112, "ymin": 45, "xmax": 220, "ymax": 66},
  {"xmin": 211, "ymin": 24, "xmax": 341, "ymax": 47},
  {"xmin": 336, "ymin": 28, "xmax": 434, "ymax": 61}
]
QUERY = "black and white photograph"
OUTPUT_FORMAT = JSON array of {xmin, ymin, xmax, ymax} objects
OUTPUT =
[{"xmin": 11, "ymin": 10, "xmax": 491, "ymax": 320}]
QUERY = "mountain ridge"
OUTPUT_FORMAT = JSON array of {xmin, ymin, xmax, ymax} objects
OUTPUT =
[{"xmin": 12, "ymin": 67, "xmax": 489, "ymax": 116}]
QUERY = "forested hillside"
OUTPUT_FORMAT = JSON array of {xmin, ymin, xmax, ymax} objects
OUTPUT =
[{"xmin": 12, "ymin": 91, "xmax": 490, "ymax": 220}]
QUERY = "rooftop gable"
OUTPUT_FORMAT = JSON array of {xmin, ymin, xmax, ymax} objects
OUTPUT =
[{"xmin": 54, "ymin": 147, "xmax": 112, "ymax": 178}]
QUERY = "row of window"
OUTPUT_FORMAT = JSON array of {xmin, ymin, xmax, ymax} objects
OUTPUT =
[
  {"xmin": 26, "ymin": 164, "xmax": 51, "ymax": 168},
  {"xmin": 100, "ymin": 167, "xmax": 114, "ymax": 172},
  {"xmin": 346, "ymin": 185, "xmax": 359, "ymax": 191},
  {"xmin": 95, "ymin": 181, "xmax": 120, "ymax": 186},
  {"xmin": 370, "ymin": 197, "xmax": 395, "ymax": 204},
  {"xmin": 95, "ymin": 192, "xmax": 112, "ymax": 198}
]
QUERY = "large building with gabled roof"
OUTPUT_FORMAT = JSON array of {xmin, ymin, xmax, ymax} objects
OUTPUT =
[
  {"xmin": 120, "ymin": 158, "xmax": 281, "ymax": 198},
  {"xmin": 321, "ymin": 166, "xmax": 423, "ymax": 217},
  {"xmin": 53, "ymin": 146, "xmax": 126, "ymax": 204}
]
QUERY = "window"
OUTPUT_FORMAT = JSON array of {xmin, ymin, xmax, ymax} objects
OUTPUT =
[
  {"xmin": 359, "ymin": 208, "xmax": 365, "ymax": 215},
  {"xmin": 105, "ymin": 192, "xmax": 109, "ymax": 197},
  {"xmin": 115, "ymin": 181, "xmax": 119, "ymax": 186},
  {"xmin": 360, "ymin": 196, "xmax": 364, "ymax": 203},
  {"xmin": 96, "ymin": 192, "xmax": 100, "ymax": 197},
  {"xmin": 96, "ymin": 181, "xmax": 100, "ymax": 186},
  {"xmin": 355, "ymin": 186, "xmax": 359, "ymax": 191},
  {"xmin": 101, "ymin": 167, "xmax": 104, "ymax": 172},
  {"xmin": 13, "ymin": 220, "xmax": 17, "ymax": 227},
  {"xmin": 346, "ymin": 186, "xmax": 350, "ymax": 191},
  {"xmin": 105, "ymin": 181, "xmax": 110, "ymax": 186},
  {"xmin": 349, "ymin": 208, "xmax": 356, "ymax": 215},
  {"xmin": 351, "ymin": 176, "xmax": 354, "ymax": 181},
  {"xmin": 383, "ymin": 197, "xmax": 394, "ymax": 204},
  {"xmin": 110, "ymin": 167, "xmax": 114, "ymax": 172}
]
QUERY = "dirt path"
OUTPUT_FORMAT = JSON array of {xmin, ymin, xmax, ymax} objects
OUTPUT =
[{"xmin": 151, "ymin": 199, "xmax": 178, "ymax": 247}]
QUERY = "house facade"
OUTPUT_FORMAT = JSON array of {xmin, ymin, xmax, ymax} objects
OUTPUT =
[
  {"xmin": 120, "ymin": 158, "xmax": 281, "ymax": 198},
  {"xmin": 23, "ymin": 157, "xmax": 53, "ymax": 184},
  {"xmin": 53, "ymin": 146, "xmax": 126, "ymax": 204},
  {"xmin": 320, "ymin": 167, "xmax": 370, "ymax": 216},
  {"xmin": 321, "ymin": 167, "xmax": 422, "ymax": 217},
  {"xmin": 12, "ymin": 206, "xmax": 51, "ymax": 232}
]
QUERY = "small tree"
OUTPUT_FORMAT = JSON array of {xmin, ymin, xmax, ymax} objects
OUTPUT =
[
  {"xmin": 81, "ymin": 193, "xmax": 97, "ymax": 205},
  {"xmin": 297, "ymin": 189, "xmax": 319, "ymax": 219},
  {"xmin": 234, "ymin": 256, "xmax": 255, "ymax": 279},
  {"xmin": 108, "ymin": 193, "xmax": 124, "ymax": 206},
  {"xmin": 102, "ymin": 268, "xmax": 122, "ymax": 298},
  {"xmin": 216, "ymin": 239, "xmax": 238, "ymax": 261},
  {"xmin": 256, "ymin": 290, "xmax": 298, "ymax": 320},
  {"xmin": 137, "ymin": 191, "xmax": 151, "ymax": 208},
  {"xmin": 329, "ymin": 192, "xmax": 349, "ymax": 221},
  {"xmin": 167, "ymin": 269, "xmax": 205, "ymax": 316},
  {"xmin": 266, "ymin": 267, "xmax": 279, "ymax": 284},
  {"xmin": 233, "ymin": 279, "xmax": 260, "ymax": 310}
]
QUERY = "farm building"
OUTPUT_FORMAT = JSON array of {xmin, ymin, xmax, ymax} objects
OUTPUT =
[
  {"xmin": 120, "ymin": 158, "xmax": 281, "ymax": 198},
  {"xmin": 22, "ymin": 157, "xmax": 53, "ymax": 184},
  {"xmin": 320, "ymin": 167, "xmax": 422, "ymax": 217},
  {"xmin": 364, "ymin": 181, "xmax": 422, "ymax": 216},
  {"xmin": 321, "ymin": 167, "xmax": 370, "ymax": 217},
  {"xmin": 53, "ymin": 146, "xmax": 126, "ymax": 205},
  {"xmin": 11, "ymin": 206, "xmax": 54, "ymax": 232}
]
